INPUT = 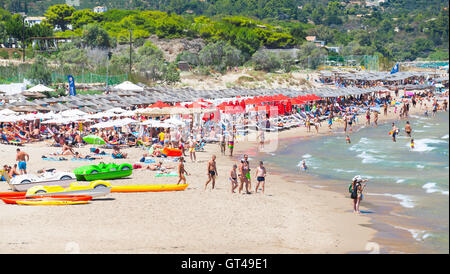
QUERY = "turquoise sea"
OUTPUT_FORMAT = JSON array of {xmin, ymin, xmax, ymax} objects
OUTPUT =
[{"xmin": 261, "ymin": 112, "xmax": 449, "ymax": 253}]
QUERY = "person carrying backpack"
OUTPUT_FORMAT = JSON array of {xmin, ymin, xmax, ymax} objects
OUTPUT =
[{"xmin": 350, "ymin": 175, "xmax": 368, "ymax": 214}]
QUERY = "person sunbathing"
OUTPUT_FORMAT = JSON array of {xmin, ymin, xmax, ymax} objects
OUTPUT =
[
  {"xmin": 73, "ymin": 152, "xmax": 101, "ymax": 160},
  {"xmin": 48, "ymin": 143, "xmax": 75, "ymax": 156},
  {"xmin": 145, "ymin": 161, "xmax": 175, "ymax": 172},
  {"xmin": 112, "ymin": 147, "xmax": 127, "ymax": 159}
]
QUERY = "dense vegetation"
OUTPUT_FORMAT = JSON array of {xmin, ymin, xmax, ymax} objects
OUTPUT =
[{"xmin": 0, "ymin": 0, "xmax": 448, "ymax": 85}]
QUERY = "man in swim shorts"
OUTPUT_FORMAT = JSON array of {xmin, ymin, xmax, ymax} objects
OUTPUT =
[
  {"xmin": 405, "ymin": 121, "xmax": 412, "ymax": 137},
  {"xmin": 255, "ymin": 161, "xmax": 267, "ymax": 194},
  {"xmin": 243, "ymin": 154, "xmax": 251, "ymax": 191},
  {"xmin": 205, "ymin": 155, "xmax": 218, "ymax": 190},
  {"xmin": 16, "ymin": 148, "xmax": 29, "ymax": 175}
]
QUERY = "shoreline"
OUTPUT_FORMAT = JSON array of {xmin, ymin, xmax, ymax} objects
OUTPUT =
[
  {"xmin": 0, "ymin": 94, "xmax": 446, "ymax": 254},
  {"xmin": 230, "ymin": 95, "xmax": 447, "ymax": 254}
]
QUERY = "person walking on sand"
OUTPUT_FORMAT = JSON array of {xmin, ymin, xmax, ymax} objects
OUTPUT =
[
  {"xmin": 229, "ymin": 164, "xmax": 238, "ymax": 193},
  {"xmin": 204, "ymin": 155, "xmax": 218, "ymax": 190},
  {"xmin": 243, "ymin": 154, "xmax": 252, "ymax": 191},
  {"xmin": 350, "ymin": 175, "xmax": 368, "ymax": 214},
  {"xmin": 258, "ymin": 129, "xmax": 265, "ymax": 150},
  {"xmin": 177, "ymin": 157, "xmax": 190, "ymax": 185},
  {"xmin": 16, "ymin": 148, "xmax": 29, "ymax": 175},
  {"xmin": 255, "ymin": 161, "xmax": 267, "ymax": 194},
  {"xmin": 314, "ymin": 116, "xmax": 320, "ymax": 134},
  {"xmin": 219, "ymin": 130, "xmax": 226, "ymax": 155},
  {"xmin": 365, "ymin": 108, "xmax": 371, "ymax": 126},
  {"xmin": 383, "ymin": 102, "xmax": 388, "ymax": 116},
  {"xmin": 188, "ymin": 136, "xmax": 197, "ymax": 162},
  {"xmin": 405, "ymin": 121, "xmax": 412, "ymax": 137},
  {"xmin": 238, "ymin": 159, "xmax": 250, "ymax": 194},
  {"xmin": 228, "ymin": 129, "xmax": 235, "ymax": 156}
]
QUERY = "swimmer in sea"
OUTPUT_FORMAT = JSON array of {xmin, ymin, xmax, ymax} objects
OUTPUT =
[
  {"xmin": 410, "ymin": 138, "xmax": 415, "ymax": 150},
  {"xmin": 405, "ymin": 121, "xmax": 412, "ymax": 137},
  {"xmin": 300, "ymin": 160, "xmax": 307, "ymax": 171},
  {"xmin": 346, "ymin": 135, "xmax": 351, "ymax": 144}
]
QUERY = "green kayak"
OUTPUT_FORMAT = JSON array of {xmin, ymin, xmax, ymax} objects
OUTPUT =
[{"xmin": 73, "ymin": 162, "xmax": 133, "ymax": 181}]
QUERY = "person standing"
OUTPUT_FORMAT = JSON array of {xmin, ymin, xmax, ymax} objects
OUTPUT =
[
  {"xmin": 16, "ymin": 148, "xmax": 29, "ymax": 175},
  {"xmin": 188, "ymin": 136, "xmax": 197, "ymax": 162},
  {"xmin": 373, "ymin": 111, "xmax": 378, "ymax": 127},
  {"xmin": 405, "ymin": 121, "xmax": 412, "ymax": 137},
  {"xmin": 243, "ymin": 154, "xmax": 252, "ymax": 191},
  {"xmin": 204, "ymin": 155, "xmax": 218, "ymax": 190},
  {"xmin": 255, "ymin": 161, "xmax": 267, "ymax": 194},
  {"xmin": 177, "ymin": 157, "xmax": 189, "ymax": 185},
  {"xmin": 350, "ymin": 176, "xmax": 368, "ymax": 214},
  {"xmin": 391, "ymin": 123, "xmax": 398, "ymax": 142},
  {"xmin": 365, "ymin": 109, "xmax": 371, "ymax": 126},
  {"xmin": 229, "ymin": 164, "xmax": 238, "ymax": 193},
  {"xmin": 238, "ymin": 159, "xmax": 250, "ymax": 194},
  {"xmin": 228, "ymin": 128, "xmax": 235, "ymax": 157}
]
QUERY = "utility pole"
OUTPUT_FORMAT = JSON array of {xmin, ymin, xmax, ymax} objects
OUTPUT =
[
  {"xmin": 22, "ymin": 16, "xmax": 25, "ymax": 62},
  {"xmin": 129, "ymin": 29, "xmax": 132, "ymax": 80}
]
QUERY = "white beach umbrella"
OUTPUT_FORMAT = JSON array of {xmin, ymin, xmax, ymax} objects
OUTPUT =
[
  {"xmin": 113, "ymin": 81, "xmax": 144, "ymax": 92},
  {"xmin": 0, "ymin": 109, "xmax": 16, "ymax": 116},
  {"xmin": 60, "ymin": 109, "xmax": 87, "ymax": 117},
  {"xmin": 25, "ymin": 84, "xmax": 55, "ymax": 93}
]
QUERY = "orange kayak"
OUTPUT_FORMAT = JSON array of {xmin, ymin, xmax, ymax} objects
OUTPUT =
[{"xmin": 111, "ymin": 184, "xmax": 188, "ymax": 193}]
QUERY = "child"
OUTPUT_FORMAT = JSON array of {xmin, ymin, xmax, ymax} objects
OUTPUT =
[
  {"xmin": 346, "ymin": 135, "xmax": 351, "ymax": 144},
  {"xmin": 229, "ymin": 164, "xmax": 238, "ymax": 193},
  {"xmin": 410, "ymin": 138, "xmax": 415, "ymax": 150}
]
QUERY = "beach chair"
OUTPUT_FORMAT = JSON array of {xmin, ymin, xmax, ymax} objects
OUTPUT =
[
  {"xmin": 1, "ymin": 134, "xmax": 24, "ymax": 146},
  {"xmin": 195, "ymin": 140, "xmax": 206, "ymax": 151}
]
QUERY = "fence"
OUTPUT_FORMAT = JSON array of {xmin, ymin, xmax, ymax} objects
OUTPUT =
[
  {"xmin": 319, "ymin": 55, "xmax": 379, "ymax": 71},
  {"xmin": 51, "ymin": 73, "xmax": 128, "ymax": 85}
]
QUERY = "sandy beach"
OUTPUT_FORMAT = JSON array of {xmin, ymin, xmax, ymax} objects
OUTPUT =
[{"xmin": 1, "ymin": 93, "xmax": 436, "ymax": 254}]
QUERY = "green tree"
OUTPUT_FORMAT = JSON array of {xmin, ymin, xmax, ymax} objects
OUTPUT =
[
  {"xmin": 69, "ymin": 9, "xmax": 104, "ymax": 29},
  {"xmin": 44, "ymin": 4, "xmax": 75, "ymax": 31},
  {"xmin": 82, "ymin": 24, "xmax": 113, "ymax": 49}
]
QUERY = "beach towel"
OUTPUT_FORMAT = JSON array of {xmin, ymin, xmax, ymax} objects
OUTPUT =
[
  {"xmin": 71, "ymin": 158, "xmax": 95, "ymax": 161},
  {"xmin": 42, "ymin": 157, "xmax": 68, "ymax": 161},
  {"xmin": 155, "ymin": 173, "xmax": 178, "ymax": 177}
]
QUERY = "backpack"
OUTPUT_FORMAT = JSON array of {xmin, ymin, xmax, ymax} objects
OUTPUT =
[{"xmin": 350, "ymin": 183, "xmax": 359, "ymax": 199}]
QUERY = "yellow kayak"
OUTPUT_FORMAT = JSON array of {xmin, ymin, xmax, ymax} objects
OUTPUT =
[
  {"xmin": 111, "ymin": 184, "xmax": 188, "ymax": 193},
  {"xmin": 16, "ymin": 200, "xmax": 89, "ymax": 206}
]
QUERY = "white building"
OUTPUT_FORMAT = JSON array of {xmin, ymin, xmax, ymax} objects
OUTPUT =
[
  {"xmin": 24, "ymin": 16, "xmax": 46, "ymax": 27},
  {"xmin": 93, "ymin": 6, "xmax": 108, "ymax": 13}
]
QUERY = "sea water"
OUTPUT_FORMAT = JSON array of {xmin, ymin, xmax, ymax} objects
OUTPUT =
[{"xmin": 263, "ymin": 112, "xmax": 449, "ymax": 253}]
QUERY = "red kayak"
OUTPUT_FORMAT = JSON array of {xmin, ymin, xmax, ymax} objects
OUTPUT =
[
  {"xmin": 1, "ymin": 195, "xmax": 93, "ymax": 205},
  {"xmin": 0, "ymin": 192, "xmax": 26, "ymax": 198}
]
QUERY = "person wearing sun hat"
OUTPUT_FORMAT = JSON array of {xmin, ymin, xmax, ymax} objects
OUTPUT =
[{"xmin": 350, "ymin": 175, "xmax": 369, "ymax": 214}]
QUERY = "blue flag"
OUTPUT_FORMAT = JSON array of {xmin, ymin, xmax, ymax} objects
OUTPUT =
[
  {"xmin": 390, "ymin": 64, "xmax": 399, "ymax": 74},
  {"xmin": 68, "ymin": 75, "xmax": 76, "ymax": 96}
]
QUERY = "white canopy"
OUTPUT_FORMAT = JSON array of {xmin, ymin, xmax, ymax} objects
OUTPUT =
[
  {"xmin": 25, "ymin": 84, "xmax": 54, "ymax": 93},
  {"xmin": 113, "ymin": 81, "xmax": 144, "ymax": 92}
]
